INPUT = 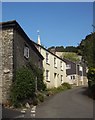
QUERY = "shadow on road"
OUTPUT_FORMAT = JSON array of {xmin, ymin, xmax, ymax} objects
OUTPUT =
[
  {"xmin": 2, "ymin": 106, "xmax": 21, "ymax": 118},
  {"xmin": 78, "ymin": 86, "xmax": 94, "ymax": 100}
]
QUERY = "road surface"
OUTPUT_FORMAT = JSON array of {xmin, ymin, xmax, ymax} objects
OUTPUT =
[
  {"xmin": 36, "ymin": 86, "xmax": 93, "ymax": 118},
  {"xmin": 2, "ymin": 86, "xmax": 94, "ymax": 119}
]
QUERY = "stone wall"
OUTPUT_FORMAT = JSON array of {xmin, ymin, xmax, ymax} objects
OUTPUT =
[
  {"xmin": 13, "ymin": 28, "xmax": 43, "ymax": 71},
  {"xmin": 0, "ymin": 29, "xmax": 2, "ymax": 104},
  {"xmin": 0, "ymin": 26, "xmax": 43, "ymax": 103},
  {"xmin": 1, "ymin": 28, "xmax": 14, "ymax": 103}
]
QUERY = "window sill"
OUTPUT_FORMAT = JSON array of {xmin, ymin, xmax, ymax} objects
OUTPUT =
[
  {"xmin": 46, "ymin": 62, "xmax": 50, "ymax": 65},
  {"xmin": 46, "ymin": 80, "xmax": 50, "ymax": 82},
  {"xmin": 61, "ymin": 69, "xmax": 63, "ymax": 71},
  {"xmin": 54, "ymin": 66, "xmax": 57, "ymax": 69}
]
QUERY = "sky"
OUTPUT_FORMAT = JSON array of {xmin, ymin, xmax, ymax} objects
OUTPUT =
[{"xmin": 2, "ymin": 2, "xmax": 93, "ymax": 48}]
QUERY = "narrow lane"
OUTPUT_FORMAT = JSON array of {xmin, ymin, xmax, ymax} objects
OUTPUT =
[{"xmin": 36, "ymin": 86, "xmax": 93, "ymax": 118}]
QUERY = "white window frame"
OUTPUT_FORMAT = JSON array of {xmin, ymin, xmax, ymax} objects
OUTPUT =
[
  {"xmin": 24, "ymin": 46, "xmax": 29, "ymax": 59},
  {"xmin": 66, "ymin": 64, "xmax": 71, "ymax": 69},
  {"xmin": 46, "ymin": 70, "xmax": 50, "ymax": 82},
  {"xmin": 73, "ymin": 75, "xmax": 75, "ymax": 79},
  {"xmin": 61, "ymin": 75, "xmax": 63, "ymax": 84},
  {"xmin": 46, "ymin": 52, "xmax": 49, "ymax": 64},
  {"xmin": 71, "ymin": 75, "xmax": 75, "ymax": 80},
  {"xmin": 71, "ymin": 76, "xmax": 73, "ymax": 79},
  {"xmin": 54, "ymin": 57, "xmax": 57, "ymax": 68},
  {"xmin": 60, "ymin": 61, "xmax": 63, "ymax": 70},
  {"xmin": 79, "ymin": 66, "xmax": 82, "ymax": 71}
]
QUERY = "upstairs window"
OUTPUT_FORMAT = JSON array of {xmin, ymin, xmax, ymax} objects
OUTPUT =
[
  {"xmin": 24, "ymin": 46, "xmax": 29, "ymax": 59},
  {"xmin": 66, "ymin": 64, "xmax": 71, "ymax": 69},
  {"xmin": 54, "ymin": 57, "xmax": 57, "ymax": 68},
  {"xmin": 60, "ymin": 61, "xmax": 63, "ymax": 70},
  {"xmin": 46, "ymin": 52, "xmax": 49, "ymax": 64},
  {"xmin": 79, "ymin": 66, "xmax": 82, "ymax": 71}
]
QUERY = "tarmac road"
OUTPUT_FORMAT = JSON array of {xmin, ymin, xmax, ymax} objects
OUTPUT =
[
  {"xmin": 2, "ymin": 86, "xmax": 94, "ymax": 119},
  {"xmin": 36, "ymin": 86, "xmax": 94, "ymax": 118}
]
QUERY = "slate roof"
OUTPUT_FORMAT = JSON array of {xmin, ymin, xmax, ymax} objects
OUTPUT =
[{"xmin": 0, "ymin": 20, "xmax": 44, "ymax": 60}]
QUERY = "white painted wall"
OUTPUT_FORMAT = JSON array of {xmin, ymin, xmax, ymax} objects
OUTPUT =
[{"xmin": 37, "ymin": 46, "xmax": 67, "ymax": 88}]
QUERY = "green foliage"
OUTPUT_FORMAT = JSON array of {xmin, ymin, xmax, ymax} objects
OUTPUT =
[
  {"xmin": 37, "ymin": 92, "xmax": 44, "ymax": 102},
  {"xmin": 10, "ymin": 67, "xmax": 35, "ymax": 107},
  {"xmin": 10, "ymin": 60, "xmax": 46, "ymax": 107},
  {"xmin": 55, "ymin": 46, "xmax": 65, "ymax": 52},
  {"xmin": 61, "ymin": 82, "xmax": 72, "ymax": 89},
  {"xmin": 87, "ymin": 68, "xmax": 95, "ymax": 99},
  {"xmin": 27, "ymin": 61, "xmax": 46, "ymax": 91},
  {"xmin": 46, "ymin": 83, "xmax": 71, "ymax": 95},
  {"xmin": 64, "ymin": 46, "xmax": 78, "ymax": 53},
  {"xmin": 36, "ymin": 68, "xmax": 46, "ymax": 91},
  {"xmin": 77, "ymin": 33, "xmax": 95, "ymax": 68},
  {"xmin": 48, "ymin": 46, "xmax": 77, "ymax": 53},
  {"xmin": 32, "ymin": 97, "xmax": 38, "ymax": 106},
  {"xmin": 87, "ymin": 68, "xmax": 95, "ymax": 87},
  {"xmin": 61, "ymin": 52, "xmax": 80, "ymax": 62}
]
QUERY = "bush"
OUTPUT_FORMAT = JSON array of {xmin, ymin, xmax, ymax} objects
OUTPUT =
[
  {"xmin": 87, "ymin": 68, "xmax": 95, "ymax": 99},
  {"xmin": 32, "ymin": 97, "xmax": 38, "ymax": 106},
  {"xmin": 37, "ymin": 93, "xmax": 44, "ymax": 102},
  {"xmin": 87, "ymin": 68, "xmax": 95, "ymax": 88},
  {"xmin": 61, "ymin": 82, "xmax": 72, "ymax": 89},
  {"xmin": 36, "ymin": 68, "xmax": 46, "ymax": 91},
  {"xmin": 10, "ymin": 67, "xmax": 35, "ymax": 107},
  {"xmin": 27, "ymin": 62, "xmax": 46, "ymax": 91}
]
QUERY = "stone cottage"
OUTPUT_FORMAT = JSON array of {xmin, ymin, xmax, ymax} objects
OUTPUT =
[{"xmin": 0, "ymin": 20, "xmax": 44, "ymax": 103}]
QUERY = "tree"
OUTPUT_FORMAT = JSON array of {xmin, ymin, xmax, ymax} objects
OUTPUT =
[
  {"xmin": 61, "ymin": 52, "xmax": 80, "ymax": 62},
  {"xmin": 77, "ymin": 33, "xmax": 95, "ymax": 68}
]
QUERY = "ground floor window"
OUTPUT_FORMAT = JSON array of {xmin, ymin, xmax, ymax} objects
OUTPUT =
[
  {"xmin": 71, "ymin": 75, "xmax": 75, "ymax": 80},
  {"xmin": 61, "ymin": 75, "xmax": 63, "ymax": 84}
]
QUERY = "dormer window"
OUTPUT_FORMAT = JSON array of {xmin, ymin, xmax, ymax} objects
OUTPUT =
[{"xmin": 24, "ymin": 46, "xmax": 29, "ymax": 59}]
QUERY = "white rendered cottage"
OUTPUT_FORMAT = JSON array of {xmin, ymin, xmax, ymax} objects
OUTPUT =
[{"xmin": 33, "ymin": 32, "xmax": 68, "ymax": 88}]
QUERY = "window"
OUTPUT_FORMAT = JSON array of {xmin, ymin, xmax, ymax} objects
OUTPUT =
[
  {"xmin": 71, "ymin": 75, "xmax": 75, "ymax": 80},
  {"xmin": 79, "ymin": 66, "xmax": 82, "ymax": 71},
  {"xmin": 54, "ymin": 57, "xmax": 57, "ymax": 68},
  {"xmin": 61, "ymin": 75, "xmax": 63, "ymax": 84},
  {"xmin": 71, "ymin": 76, "xmax": 73, "ymax": 79},
  {"xmin": 46, "ymin": 70, "xmax": 50, "ymax": 81},
  {"xmin": 66, "ymin": 64, "xmax": 71, "ymax": 69},
  {"xmin": 60, "ymin": 61, "xmax": 63, "ymax": 70},
  {"xmin": 46, "ymin": 52, "xmax": 49, "ymax": 64},
  {"xmin": 73, "ymin": 75, "xmax": 75, "ymax": 79},
  {"xmin": 24, "ymin": 46, "xmax": 29, "ymax": 59}
]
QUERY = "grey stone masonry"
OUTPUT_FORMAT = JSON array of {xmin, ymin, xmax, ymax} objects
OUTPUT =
[
  {"xmin": 0, "ymin": 29, "xmax": 2, "ymax": 104},
  {"xmin": 0, "ymin": 28, "xmax": 14, "ymax": 103},
  {"xmin": 0, "ymin": 20, "xmax": 44, "ymax": 104}
]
